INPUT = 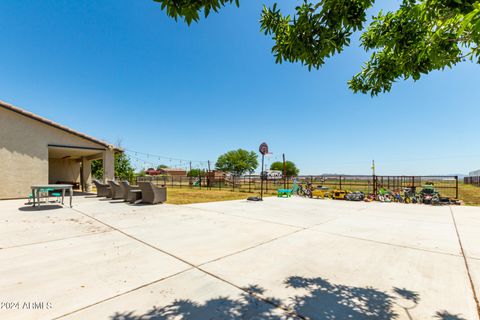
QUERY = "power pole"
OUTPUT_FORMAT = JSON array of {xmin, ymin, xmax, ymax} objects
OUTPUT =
[
  {"xmin": 282, "ymin": 153, "xmax": 287, "ymax": 189},
  {"xmin": 189, "ymin": 161, "xmax": 192, "ymax": 187},
  {"xmin": 207, "ymin": 160, "xmax": 211, "ymax": 189}
]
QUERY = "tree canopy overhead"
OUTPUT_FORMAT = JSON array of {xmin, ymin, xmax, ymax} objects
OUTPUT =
[{"xmin": 153, "ymin": 0, "xmax": 480, "ymax": 95}]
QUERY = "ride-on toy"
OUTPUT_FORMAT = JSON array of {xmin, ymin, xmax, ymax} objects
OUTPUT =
[
  {"xmin": 345, "ymin": 191, "xmax": 365, "ymax": 201},
  {"xmin": 418, "ymin": 184, "xmax": 440, "ymax": 204},
  {"xmin": 329, "ymin": 189, "xmax": 350, "ymax": 200},
  {"xmin": 277, "ymin": 189, "xmax": 293, "ymax": 197},
  {"xmin": 312, "ymin": 186, "xmax": 330, "ymax": 199},
  {"xmin": 277, "ymin": 180, "xmax": 299, "ymax": 198}
]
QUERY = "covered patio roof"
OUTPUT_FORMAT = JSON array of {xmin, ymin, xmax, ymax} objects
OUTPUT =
[{"xmin": 48, "ymin": 145, "xmax": 107, "ymax": 161}]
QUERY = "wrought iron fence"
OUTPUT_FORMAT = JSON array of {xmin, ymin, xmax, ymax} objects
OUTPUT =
[
  {"xmin": 136, "ymin": 174, "xmax": 459, "ymax": 198},
  {"xmin": 465, "ymin": 176, "xmax": 480, "ymax": 187}
]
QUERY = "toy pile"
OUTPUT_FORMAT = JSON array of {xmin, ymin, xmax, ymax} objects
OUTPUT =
[{"xmin": 295, "ymin": 182, "xmax": 461, "ymax": 205}]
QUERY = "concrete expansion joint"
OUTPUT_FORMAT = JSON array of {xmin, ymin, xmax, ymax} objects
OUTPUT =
[
  {"xmin": 54, "ymin": 268, "xmax": 194, "ymax": 319},
  {"xmin": 65, "ymin": 206, "xmax": 309, "ymax": 319},
  {"xmin": 308, "ymin": 228, "xmax": 464, "ymax": 258},
  {"xmin": 181, "ymin": 204, "xmax": 304, "ymax": 229},
  {"xmin": 449, "ymin": 206, "xmax": 480, "ymax": 319},
  {"xmin": 0, "ymin": 230, "xmax": 114, "ymax": 251}
]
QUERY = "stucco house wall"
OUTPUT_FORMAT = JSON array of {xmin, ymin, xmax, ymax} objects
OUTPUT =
[
  {"xmin": 0, "ymin": 103, "xmax": 115, "ymax": 199},
  {"xmin": 48, "ymin": 159, "xmax": 81, "ymax": 185}
]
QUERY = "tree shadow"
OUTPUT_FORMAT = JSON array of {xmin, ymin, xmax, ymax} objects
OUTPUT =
[
  {"xmin": 434, "ymin": 311, "xmax": 467, "ymax": 320},
  {"xmin": 110, "ymin": 285, "xmax": 284, "ymax": 320},
  {"xmin": 109, "ymin": 276, "xmax": 466, "ymax": 320},
  {"xmin": 393, "ymin": 287, "xmax": 420, "ymax": 305},
  {"xmin": 284, "ymin": 276, "xmax": 397, "ymax": 319}
]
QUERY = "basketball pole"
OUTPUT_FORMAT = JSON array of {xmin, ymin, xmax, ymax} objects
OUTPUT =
[{"xmin": 260, "ymin": 153, "xmax": 265, "ymax": 200}]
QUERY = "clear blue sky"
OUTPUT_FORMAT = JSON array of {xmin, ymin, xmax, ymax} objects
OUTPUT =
[{"xmin": 1, "ymin": 0, "xmax": 479, "ymax": 175}]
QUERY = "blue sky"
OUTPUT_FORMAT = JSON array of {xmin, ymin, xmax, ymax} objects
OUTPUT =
[{"xmin": 1, "ymin": 0, "xmax": 479, "ymax": 175}]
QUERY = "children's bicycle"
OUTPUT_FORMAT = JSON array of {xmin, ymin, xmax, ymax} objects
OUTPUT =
[{"xmin": 297, "ymin": 182, "xmax": 313, "ymax": 198}]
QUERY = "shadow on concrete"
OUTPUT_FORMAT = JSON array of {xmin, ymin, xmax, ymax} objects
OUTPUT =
[
  {"xmin": 392, "ymin": 287, "xmax": 420, "ymax": 304},
  {"xmin": 284, "ymin": 276, "xmax": 397, "ymax": 319},
  {"xmin": 108, "ymin": 200, "xmax": 127, "ymax": 204},
  {"xmin": 434, "ymin": 311, "xmax": 467, "ymax": 320},
  {"xmin": 82, "ymin": 195, "xmax": 99, "ymax": 199},
  {"xmin": 108, "ymin": 276, "xmax": 465, "ymax": 320},
  {"xmin": 18, "ymin": 204, "xmax": 63, "ymax": 211},
  {"xmin": 110, "ymin": 284, "xmax": 282, "ymax": 320},
  {"xmin": 73, "ymin": 191, "xmax": 96, "ymax": 197}
]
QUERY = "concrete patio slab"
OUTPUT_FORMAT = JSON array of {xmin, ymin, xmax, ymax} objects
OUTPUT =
[
  {"xmin": 63, "ymin": 269, "xmax": 294, "ymax": 320},
  {"xmin": 359, "ymin": 202, "xmax": 455, "ymax": 224},
  {"xmin": 1, "ymin": 195, "xmax": 479, "ymax": 320},
  {"xmin": 185, "ymin": 197, "xmax": 356, "ymax": 228},
  {"xmin": 72, "ymin": 200, "xmax": 301, "ymax": 265},
  {"xmin": 1, "ymin": 199, "xmax": 111, "ymax": 249},
  {"xmin": 116, "ymin": 213, "xmax": 300, "ymax": 265},
  {"xmin": 468, "ymin": 258, "xmax": 480, "ymax": 306},
  {"xmin": 202, "ymin": 228, "xmax": 477, "ymax": 319},
  {"xmin": 310, "ymin": 212, "xmax": 462, "ymax": 256},
  {"xmin": 451, "ymin": 206, "xmax": 480, "ymax": 259},
  {"xmin": 0, "ymin": 230, "xmax": 190, "ymax": 320}
]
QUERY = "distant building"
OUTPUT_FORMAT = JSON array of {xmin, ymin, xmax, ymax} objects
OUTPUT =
[
  {"xmin": 266, "ymin": 170, "xmax": 283, "ymax": 179},
  {"xmin": 469, "ymin": 170, "xmax": 480, "ymax": 176},
  {"xmin": 157, "ymin": 168, "xmax": 187, "ymax": 177},
  {"xmin": 206, "ymin": 170, "xmax": 226, "ymax": 183},
  {"xmin": 145, "ymin": 168, "xmax": 160, "ymax": 176}
]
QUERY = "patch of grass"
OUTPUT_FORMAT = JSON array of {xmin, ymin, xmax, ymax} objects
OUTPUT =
[
  {"xmin": 166, "ymin": 184, "xmax": 480, "ymax": 206},
  {"xmin": 165, "ymin": 187, "xmax": 275, "ymax": 205},
  {"xmin": 458, "ymin": 183, "xmax": 480, "ymax": 206}
]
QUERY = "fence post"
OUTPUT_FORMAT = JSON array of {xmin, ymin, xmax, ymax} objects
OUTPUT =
[
  {"xmin": 339, "ymin": 176, "xmax": 342, "ymax": 190},
  {"xmin": 455, "ymin": 176, "xmax": 459, "ymax": 199}
]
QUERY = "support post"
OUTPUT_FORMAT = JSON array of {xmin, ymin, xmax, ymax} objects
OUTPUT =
[
  {"xmin": 455, "ymin": 176, "xmax": 459, "ymax": 199},
  {"xmin": 81, "ymin": 157, "xmax": 92, "ymax": 192},
  {"xmin": 102, "ymin": 149, "xmax": 115, "ymax": 183}
]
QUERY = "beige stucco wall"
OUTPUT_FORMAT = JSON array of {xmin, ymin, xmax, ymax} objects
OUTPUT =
[
  {"xmin": 0, "ymin": 107, "xmax": 108, "ymax": 199},
  {"xmin": 48, "ymin": 159, "xmax": 81, "ymax": 184}
]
